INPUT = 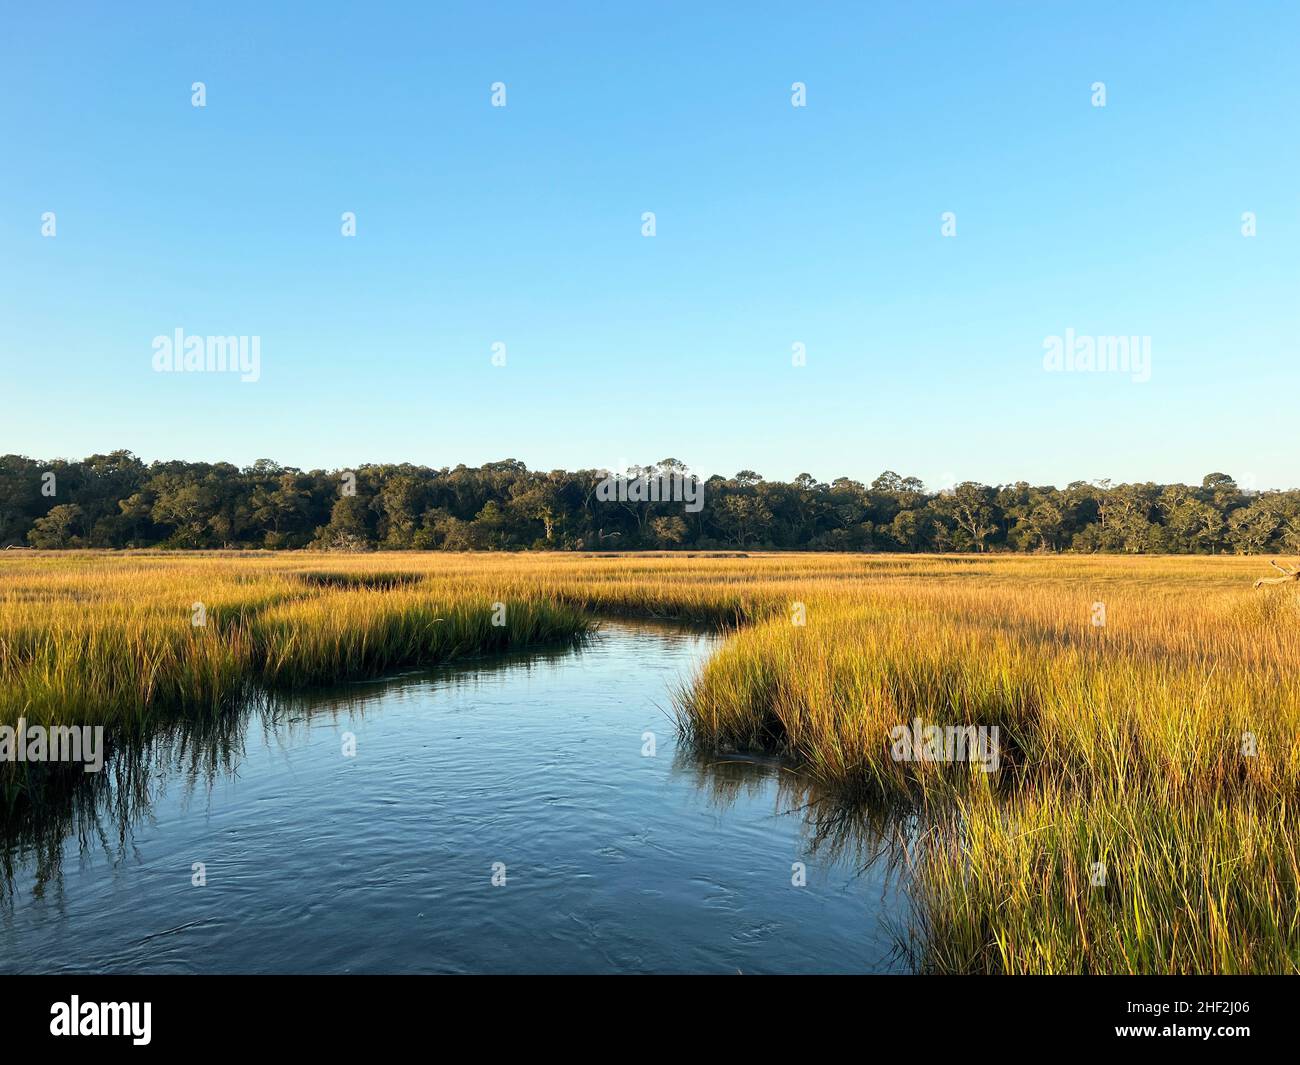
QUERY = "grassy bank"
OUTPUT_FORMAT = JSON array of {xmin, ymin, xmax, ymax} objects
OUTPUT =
[
  {"xmin": 673, "ymin": 558, "xmax": 1300, "ymax": 973},
  {"xmin": 0, "ymin": 555, "xmax": 599, "ymax": 725},
  {"xmin": 1, "ymin": 550, "xmax": 1296, "ymax": 972}
]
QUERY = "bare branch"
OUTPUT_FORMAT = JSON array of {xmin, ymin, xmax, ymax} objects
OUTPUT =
[{"xmin": 1255, "ymin": 560, "xmax": 1300, "ymax": 588}]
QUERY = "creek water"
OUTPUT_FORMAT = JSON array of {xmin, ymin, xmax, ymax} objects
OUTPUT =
[{"xmin": 0, "ymin": 621, "xmax": 908, "ymax": 974}]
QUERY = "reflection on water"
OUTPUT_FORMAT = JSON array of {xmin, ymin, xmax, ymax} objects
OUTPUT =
[
  {"xmin": 1, "ymin": 622, "xmax": 912, "ymax": 974},
  {"xmin": 1, "ymin": 713, "xmax": 246, "ymax": 903},
  {"xmin": 671, "ymin": 751, "xmax": 909, "ymax": 877}
]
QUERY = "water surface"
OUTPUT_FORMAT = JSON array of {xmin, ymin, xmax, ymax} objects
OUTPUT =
[{"xmin": 0, "ymin": 622, "xmax": 908, "ymax": 973}]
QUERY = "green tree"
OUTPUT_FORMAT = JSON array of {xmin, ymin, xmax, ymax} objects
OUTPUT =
[{"xmin": 27, "ymin": 504, "xmax": 85, "ymax": 548}]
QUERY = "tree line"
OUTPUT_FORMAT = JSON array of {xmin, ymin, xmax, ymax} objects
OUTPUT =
[{"xmin": 2, "ymin": 451, "xmax": 1297, "ymax": 554}]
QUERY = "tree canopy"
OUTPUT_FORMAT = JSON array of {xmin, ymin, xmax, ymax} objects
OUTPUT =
[{"xmin": 2, "ymin": 451, "xmax": 1297, "ymax": 554}]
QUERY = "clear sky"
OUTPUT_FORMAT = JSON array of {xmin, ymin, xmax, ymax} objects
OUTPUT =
[{"xmin": 2, "ymin": 1, "xmax": 1297, "ymax": 489}]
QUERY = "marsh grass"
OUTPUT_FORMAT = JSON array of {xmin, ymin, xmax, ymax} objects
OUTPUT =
[
  {"xmin": 0, "ymin": 556, "xmax": 596, "ymax": 725},
  {"xmin": 1, "ymin": 550, "xmax": 1296, "ymax": 972},
  {"xmin": 670, "ymin": 562, "xmax": 1299, "ymax": 974}
]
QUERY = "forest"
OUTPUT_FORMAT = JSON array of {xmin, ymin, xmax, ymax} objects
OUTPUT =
[{"xmin": 2, "ymin": 450, "xmax": 1297, "ymax": 554}]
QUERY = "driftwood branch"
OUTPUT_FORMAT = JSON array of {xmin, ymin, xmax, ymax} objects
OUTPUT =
[{"xmin": 1254, "ymin": 559, "xmax": 1300, "ymax": 588}]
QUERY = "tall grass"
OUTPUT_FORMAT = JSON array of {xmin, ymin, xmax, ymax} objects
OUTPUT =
[
  {"xmin": 0, "ymin": 556, "xmax": 597, "ymax": 725},
  {"xmin": 671, "ymin": 562, "xmax": 1300, "ymax": 974},
  {"xmin": 1, "ymin": 549, "xmax": 1296, "ymax": 972}
]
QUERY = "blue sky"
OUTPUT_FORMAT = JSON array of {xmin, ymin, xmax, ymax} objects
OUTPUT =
[{"xmin": 2, "ymin": 1, "xmax": 1297, "ymax": 489}]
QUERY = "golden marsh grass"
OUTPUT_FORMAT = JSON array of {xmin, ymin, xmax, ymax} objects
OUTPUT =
[{"xmin": 1, "ymin": 550, "xmax": 1296, "ymax": 973}]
